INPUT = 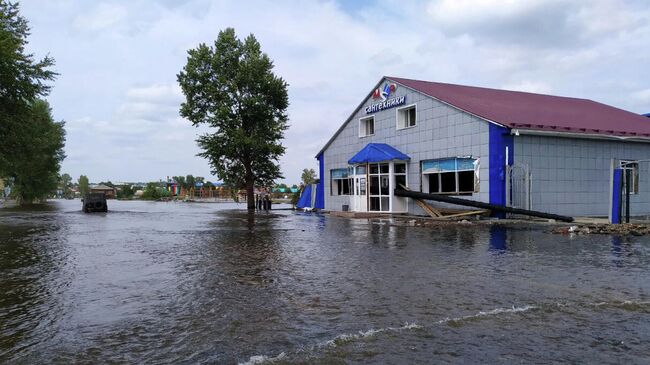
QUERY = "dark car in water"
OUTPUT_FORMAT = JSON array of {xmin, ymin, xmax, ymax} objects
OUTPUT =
[{"xmin": 82, "ymin": 193, "xmax": 108, "ymax": 212}]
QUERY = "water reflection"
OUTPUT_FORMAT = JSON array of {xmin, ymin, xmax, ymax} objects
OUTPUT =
[
  {"xmin": 488, "ymin": 225, "xmax": 508, "ymax": 252},
  {"xmin": 1, "ymin": 200, "xmax": 650, "ymax": 364},
  {"xmin": 0, "ymin": 210, "xmax": 71, "ymax": 362}
]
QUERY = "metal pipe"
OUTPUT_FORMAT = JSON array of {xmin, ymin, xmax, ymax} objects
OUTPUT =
[{"xmin": 394, "ymin": 189, "xmax": 574, "ymax": 222}]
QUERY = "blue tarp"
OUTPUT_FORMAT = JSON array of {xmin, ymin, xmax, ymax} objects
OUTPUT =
[
  {"xmin": 348, "ymin": 143, "xmax": 410, "ymax": 164},
  {"xmin": 296, "ymin": 184, "xmax": 313, "ymax": 208}
]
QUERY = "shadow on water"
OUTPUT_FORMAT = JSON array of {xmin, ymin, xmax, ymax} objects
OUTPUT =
[{"xmin": 0, "ymin": 204, "xmax": 71, "ymax": 362}]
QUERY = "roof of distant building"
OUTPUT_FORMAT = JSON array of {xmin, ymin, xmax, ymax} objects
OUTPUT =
[{"xmin": 90, "ymin": 184, "xmax": 114, "ymax": 190}]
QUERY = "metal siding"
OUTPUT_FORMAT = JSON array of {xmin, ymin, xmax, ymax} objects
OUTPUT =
[
  {"xmin": 514, "ymin": 135, "xmax": 650, "ymax": 216},
  {"xmin": 322, "ymin": 84, "xmax": 491, "ymax": 214},
  {"xmin": 389, "ymin": 77, "xmax": 650, "ymax": 138}
]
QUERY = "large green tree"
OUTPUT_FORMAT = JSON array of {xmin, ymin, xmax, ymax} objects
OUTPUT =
[
  {"xmin": 1, "ymin": 1, "xmax": 63, "ymax": 204},
  {"xmin": 9, "ymin": 100, "xmax": 66, "ymax": 203},
  {"xmin": 178, "ymin": 28, "xmax": 289, "ymax": 210},
  {"xmin": 301, "ymin": 168, "xmax": 316, "ymax": 185},
  {"xmin": 59, "ymin": 172, "xmax": 72, "ymax": 197},
  {"xmin": 0, "ymin": 1, "xmax": 56, "ymax": 175},
  {"xmin": 78, "ymin": 175, "xmax": 89, "ymax": 196}
]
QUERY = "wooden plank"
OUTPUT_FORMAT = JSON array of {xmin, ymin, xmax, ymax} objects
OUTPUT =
[
  {"xmin": 398, "ymin": 183, "xmax": 442, "ymax": 217},
  {"xmin": 414, "ymin": 199, "xmax": 442, "ymax": 217},
  {"xmin": 429, "ymin": 210, "xmax": 487, "ymax": 220}
]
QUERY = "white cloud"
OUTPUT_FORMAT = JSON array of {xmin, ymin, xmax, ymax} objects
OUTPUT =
[
  {"xmin": 631, "ymin": 89, "xmax": 650, "ymax": 108},
  {"xmin": 501, "ymin": 81, "xmax": 552, "ymax": 95},
  {"xmin": 73, "ymin": 3, "xmax": 128, "ymax": 31},
  {"xmin": 18, "ymin": 0, "xmax": 650, "ymax": 183}
]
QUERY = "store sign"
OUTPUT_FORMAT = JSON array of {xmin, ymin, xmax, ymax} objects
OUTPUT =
[{"xmin": 365, "ymin": 82, "xmax": 406, "ymax": 114}]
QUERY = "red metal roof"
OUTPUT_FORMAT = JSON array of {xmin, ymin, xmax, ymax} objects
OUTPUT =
[{"xmin": 388, "ymin": 77, "xmax": 650, "ymax": 137}]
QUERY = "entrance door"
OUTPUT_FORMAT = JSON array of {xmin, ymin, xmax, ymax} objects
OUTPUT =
[
  {"xmin": 352, "ymin": 165, "xmax": 367, "ymax": 212},
  {"xmin": 368, "ymin": 163, "xmax": 390, "ymax": 212}
]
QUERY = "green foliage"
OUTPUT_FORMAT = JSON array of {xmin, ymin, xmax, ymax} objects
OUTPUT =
[
  {"xmin": 141, "ymin": 182, "xmax": 170, "ymax": 200},
  {"xmin": 78, "ymin": 175, "xmax": 89, "ymax": 196},
  {"xmin": 8, "ymin": 100, "xmax": 66, "ymax": 203},
  {"xmin": 301, "ymin": 168, "xmax": 316, "ymax": 185},
  {"xmin": 0, "ymin": 2, "xmax": 62, "ymax": 204},
  {"xmin": 117, "ymin": 185, "xmax": 134, "ymax": 199},
  {"xmin": 290, "ymin": 189, "xmax": 300, "ymax": 206},
  {"xmin": 0, "ymin": 1, "xmax": 57, "ymax": 176},
  {"xmin": 59, "ymin": 173, "xmax": 72, "ymax": 197},
  {"xmin": 186, "ymin": 175, "xmax": 196, "ymax": 191},
  {"xmin": 172, "ymin": 175, "xmax": 186, "ymax": 189},
  {"xmin": 178, "ymin": 28, "xmax": 289, "ymax": 209}
]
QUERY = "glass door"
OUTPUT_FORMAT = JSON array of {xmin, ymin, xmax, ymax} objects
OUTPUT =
[
  {"xmin": 368, "ymin": 163, "xmax": 390, "ymax": 211},
  {"xmin": 352, "ymin": 164, "xmax": 367, "ymax": 212}
]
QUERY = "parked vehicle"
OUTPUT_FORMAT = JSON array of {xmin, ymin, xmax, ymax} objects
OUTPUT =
[{"xmin": 82, "ymin": 193, "xmax": 108, "ymax": 213}]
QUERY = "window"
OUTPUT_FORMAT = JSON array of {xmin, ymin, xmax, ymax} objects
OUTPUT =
[
  {"xmin": 397, "ymin": 104, "xmax": 416, "ymax": 129},
  {"xmin": 330, "ymin": 168, "xmax": 353, "ymax": 195},
  {"xmin": 619, "ymin": 160, "xmax": 639, "ymax": 194},
  {"xmin": 394, "ymin": 163, "xmax": 407, "ymax": 190},
  {"xmin": 422, "ymin": 157, "xmax": 479, "ymax": 195},
  {"xmin": 368, "ymin": 162, "xmax": 390, "ymax": 211},
  {"xmin": 359, "ymin": 116, "xmax": 374, "ymax": 137}
]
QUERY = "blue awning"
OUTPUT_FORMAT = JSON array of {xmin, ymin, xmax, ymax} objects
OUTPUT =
[{"xmin": 348, "ymin": 143, "xmax": 410, "ymax": 164}]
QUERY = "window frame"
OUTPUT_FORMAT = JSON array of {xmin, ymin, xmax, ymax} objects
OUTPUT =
[
  {"xmin": 421, "ymin": 157, "xmax": 479, "ymax": 195},
  {"xmin": 368, "ymin": 162, "xmax": 391, "ymax": 212},
  {"xmin": 359, "ymin": 115, "xmax": 375, "ymax": 138},
  {"xmin": 619, "ymin": 159, "xmax": 639, "ymax": 194},
  {"xmin": 396, "ymin": 103, "xmax": 417, "ymax": 130},
  {"xmin": 394, "ymin": 162, "xmax": 408, "ymax": 191},
  {"xmin": 330, "ymin": 167, "xmax": 354, "ymax": 196}
]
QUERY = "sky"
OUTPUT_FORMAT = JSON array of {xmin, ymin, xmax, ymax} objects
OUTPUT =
[{"xmin": 19, "ymin": 0, "xmax": 650, "ymax": 184}]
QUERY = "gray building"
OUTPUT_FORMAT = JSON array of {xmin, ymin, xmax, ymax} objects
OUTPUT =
[{"xmin": 314, "ymin": 76, "xmax": 650, "ymax": 217}]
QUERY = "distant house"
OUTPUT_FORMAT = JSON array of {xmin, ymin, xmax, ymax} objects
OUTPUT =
[{"xmin": 90, "ymin": 184, "xmax": 116, "ymax": 199}]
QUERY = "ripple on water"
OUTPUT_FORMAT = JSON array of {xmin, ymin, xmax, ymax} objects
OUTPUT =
[{"xmin": 1, "ymin": 200, "xmax": 650, "ymax": 364}]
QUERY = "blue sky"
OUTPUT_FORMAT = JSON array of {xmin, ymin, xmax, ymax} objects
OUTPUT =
[{"xmin": 19, "ymin": 0, "xmax": 650, "ymax": 184}]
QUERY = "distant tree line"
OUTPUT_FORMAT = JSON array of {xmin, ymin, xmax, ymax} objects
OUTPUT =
[{"xmin": 0, "ymin": 1, "xmax": 65, "ymax": 204}]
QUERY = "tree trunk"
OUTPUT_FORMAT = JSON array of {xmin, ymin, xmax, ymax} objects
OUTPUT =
[{"xmin": 246, "ymin": 174, "xmax": 255, "ymax": 211}]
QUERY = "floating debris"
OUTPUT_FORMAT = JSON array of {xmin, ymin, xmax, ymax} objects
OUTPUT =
[{"xmin": 552, "ymin": 223, "xmax": 650, "ymax": 236}]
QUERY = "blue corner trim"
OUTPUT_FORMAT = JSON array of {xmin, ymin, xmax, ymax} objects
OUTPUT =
[
  {"xmin": 315, "ymin": 153, "xmax": 325, "ymax": 209},
  {"xmin": 489, "ymin": 124, "xmax": 513, "ymax": 218},
  {"xmin": 611, "ymin": 169, "xmax": 622, "ymax": 224}
]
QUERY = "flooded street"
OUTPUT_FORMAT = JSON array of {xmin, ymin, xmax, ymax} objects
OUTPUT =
[{"xmin": 1, "ymin": 200, "xmax": 649, "ymax": 364}]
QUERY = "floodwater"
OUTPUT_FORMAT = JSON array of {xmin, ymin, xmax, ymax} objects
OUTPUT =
[{"xmin": 1, "ymin": 200, "xmax": 649, "ymax": 364}]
